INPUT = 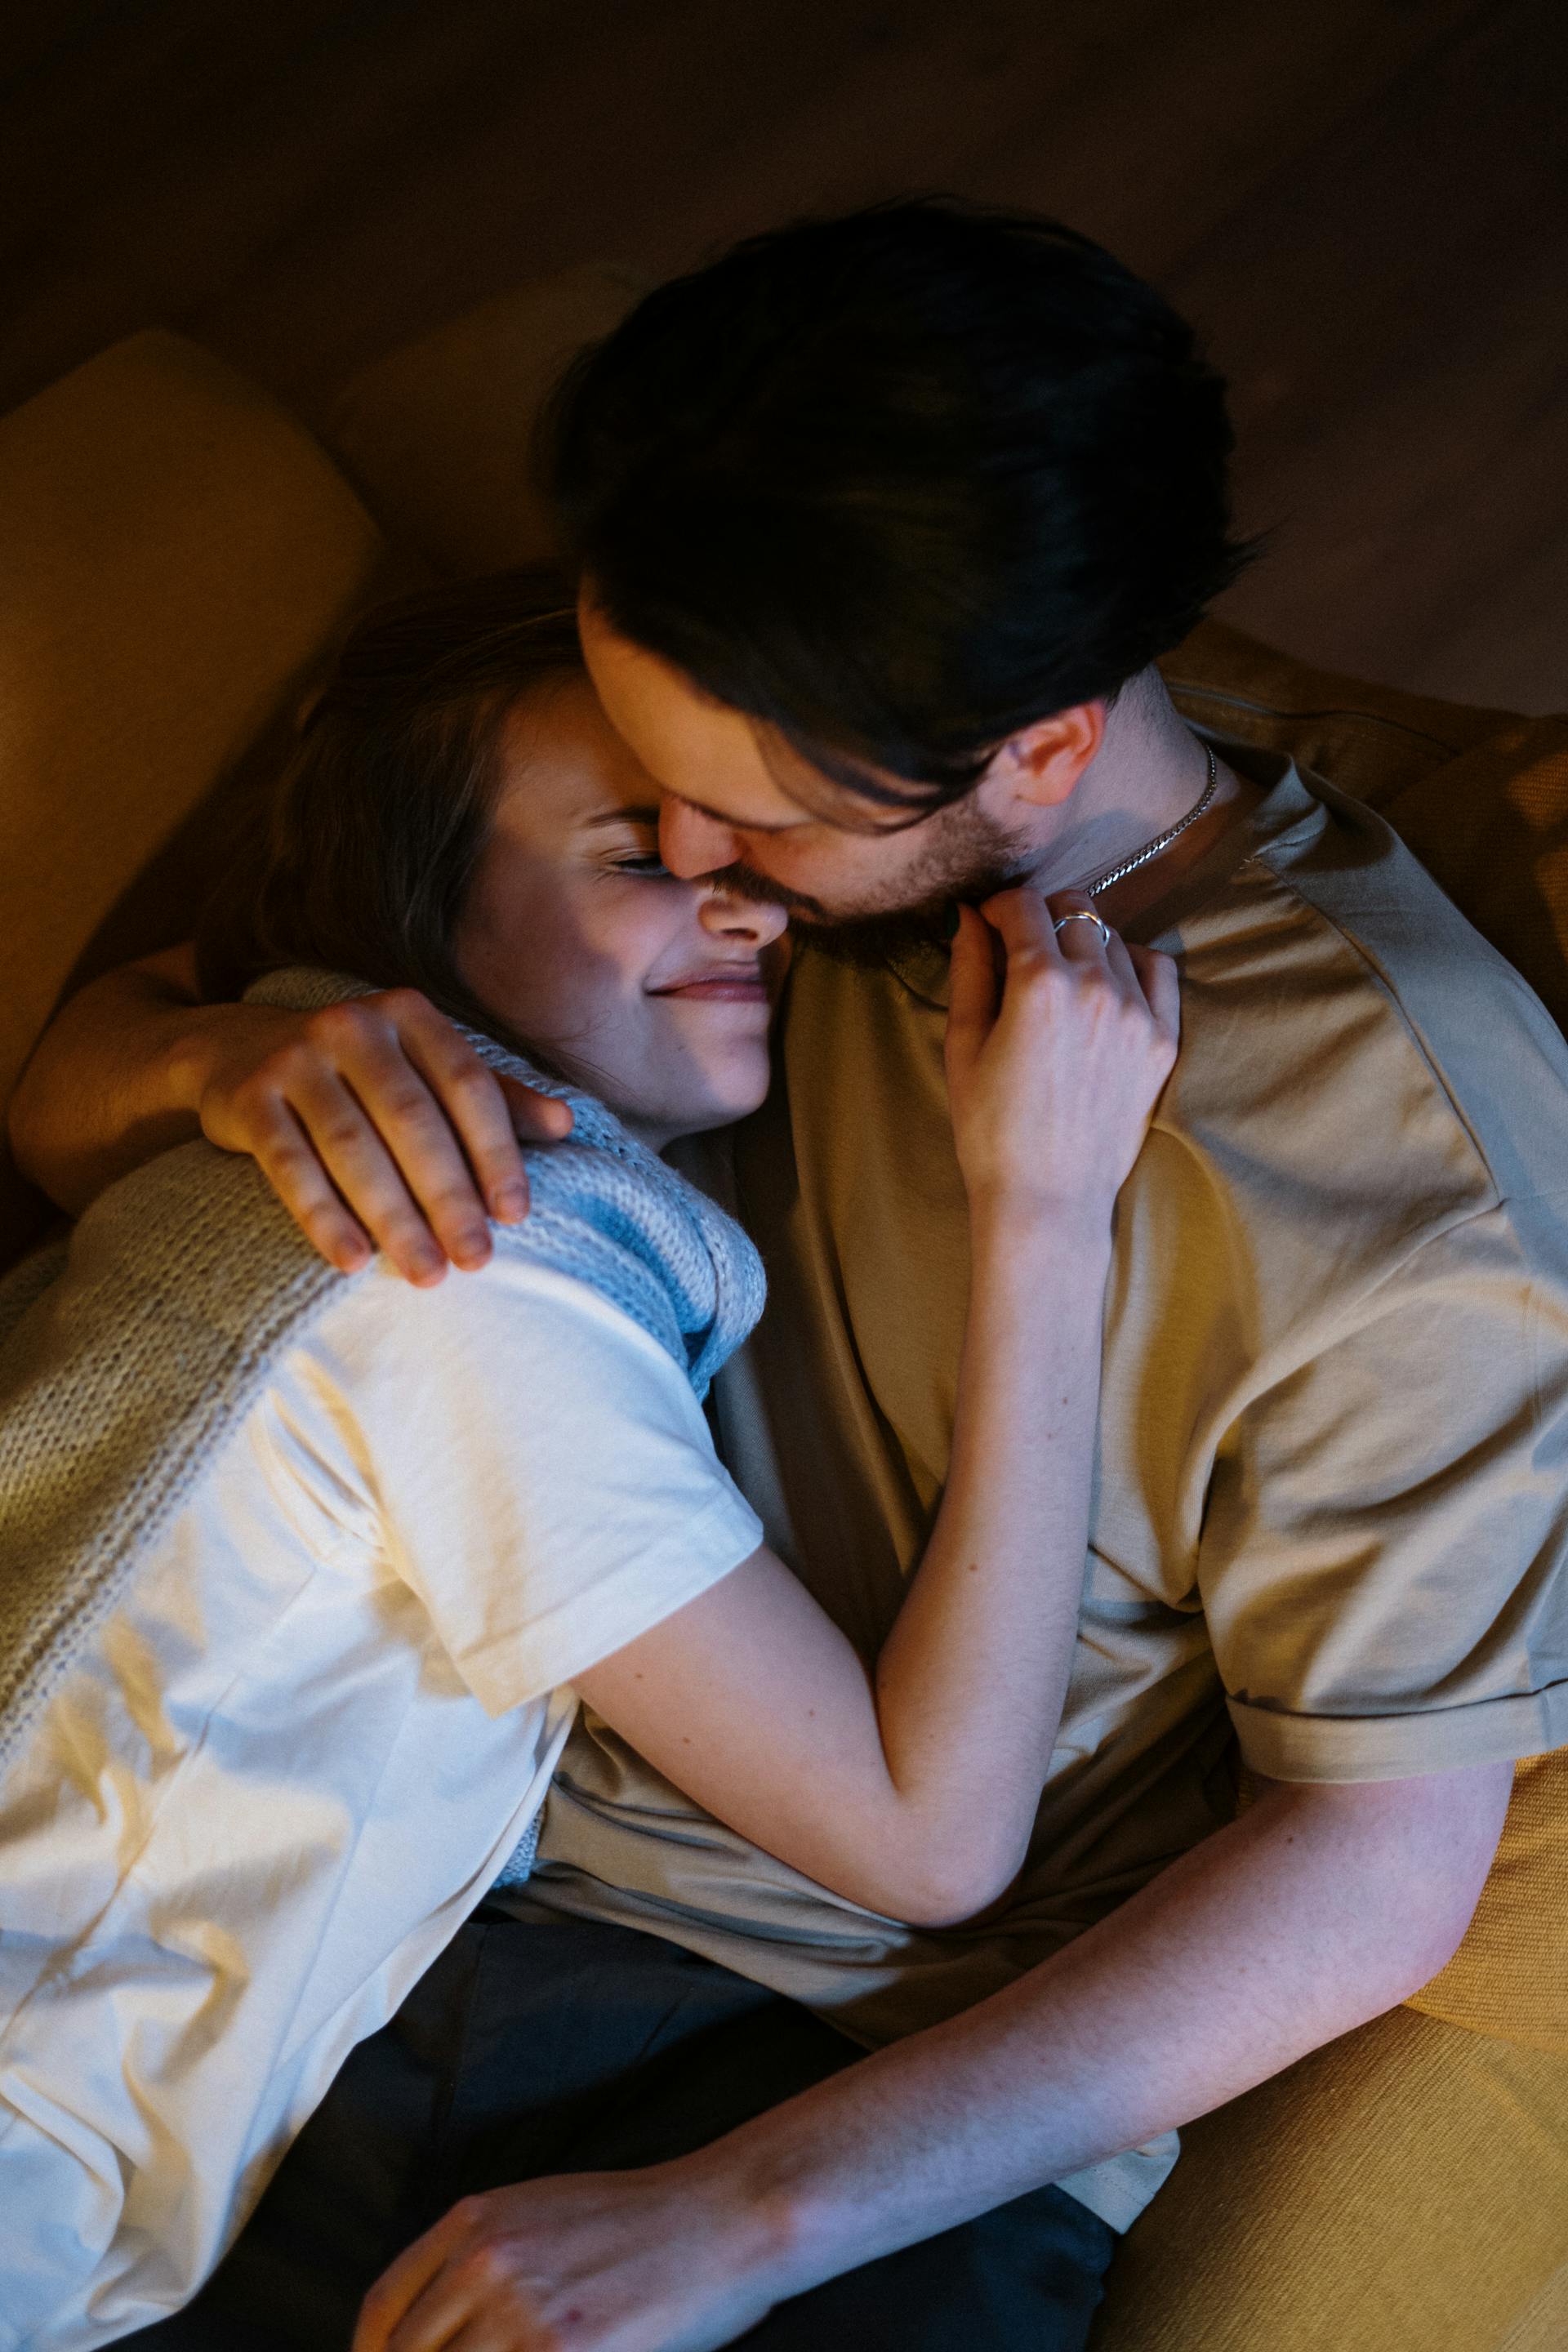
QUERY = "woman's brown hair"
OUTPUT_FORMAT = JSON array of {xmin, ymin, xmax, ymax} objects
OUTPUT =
[{"xmin": 200, "ymin": 564, "xmax": 585, "ymax": 1056}]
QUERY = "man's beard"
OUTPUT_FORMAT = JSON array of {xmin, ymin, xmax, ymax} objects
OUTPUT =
[{"xmin": 702, "ymin": 798, "xmax": 1034, "ymax": 969}]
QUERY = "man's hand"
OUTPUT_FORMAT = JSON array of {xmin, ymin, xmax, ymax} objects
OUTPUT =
[
  {"xmin": 7, "ymin": 945, "xmax": 573, "ymax": 1280},
  {"xmin": 185, "ymin": 986, "xmax": 572, "ymax": 1285},
  {"xmin": 352, "ymin": 2157, "xmax": 794, "ymax": 2352}
]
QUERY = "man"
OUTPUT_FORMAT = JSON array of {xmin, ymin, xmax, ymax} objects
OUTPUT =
[{"xmin": 12, "ymin": 203, "xmax": 1567, "ymax": 2350}]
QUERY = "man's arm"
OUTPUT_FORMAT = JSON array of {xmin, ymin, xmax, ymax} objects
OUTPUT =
[
  {"xmin": 7, "ymin": 951, "xmax": 565, "ymax": 1280},
  {"xmin": 354, "ymin": 1762, "xmax": 1512, "ymax": 2352},
  {"xmin": 10, "ymin": 947, "xmax": 222, "ymax": 1214}
]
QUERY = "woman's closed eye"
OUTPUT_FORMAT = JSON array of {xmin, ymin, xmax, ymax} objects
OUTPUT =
[
  {"xmin": 608, "ymin": 850, "xmax": 675, "ymax": 879},
  {"xmin": 581, "ymin": 802, "xmax": 675, "ymax": 880}
]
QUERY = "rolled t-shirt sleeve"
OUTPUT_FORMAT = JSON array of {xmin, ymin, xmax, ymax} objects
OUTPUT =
[
  {"xmin": 305, "ymin": 1252, "xmax": 764, "ymax": 1716},
  {"xmin": 1198, "ymin": 1197, "xmax": 1568, "ymax": 1782}
]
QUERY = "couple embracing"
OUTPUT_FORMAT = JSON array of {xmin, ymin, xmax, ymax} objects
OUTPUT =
[{"xmin": 6, "ymin": 201, "xmax": 1568, "ymax": 2352}]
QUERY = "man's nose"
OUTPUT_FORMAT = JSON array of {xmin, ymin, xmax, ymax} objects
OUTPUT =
[{"xmin": 660, "ymin": 795, "xmax": 740, "ymax": 879}]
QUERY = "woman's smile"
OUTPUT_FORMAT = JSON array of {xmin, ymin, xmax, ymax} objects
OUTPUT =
[{"xmin": 647, "ymin": 958, "xmax": 772, "ymax": 1004}]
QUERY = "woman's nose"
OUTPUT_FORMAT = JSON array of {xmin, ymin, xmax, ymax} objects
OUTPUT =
[
  {"xmin": 660, "ymin": 795, "xmax": 738, "ymax": 878},
  {"xmin": 700, "ymin": 887, "xmax": 788, "ymax": 947}
]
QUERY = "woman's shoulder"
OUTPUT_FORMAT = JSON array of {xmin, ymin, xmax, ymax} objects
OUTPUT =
[
  {"xmin": 518, "ymin": 1125, "xmax": 764, "ymax": 1389},
  {"xmin": 289, "ymin": 1246, "xmax": 707, "ymax": 1489}
]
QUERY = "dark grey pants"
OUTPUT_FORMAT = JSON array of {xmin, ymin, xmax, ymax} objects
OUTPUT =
[{"xmin": 123, "ymin": 1909, "xmax": 1116, "ymax": 2350}]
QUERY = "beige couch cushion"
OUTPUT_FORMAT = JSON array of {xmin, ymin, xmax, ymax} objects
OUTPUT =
[
  {"xmin": 325, "ymin": 264, "xmax": 646, "ymax": 577},
  {"xmin": 1499, "ymin": 2259, "xmax": 1568, "ymax": 2352},
  {"xmin": 0, "ymin": 331, "xmax": 388, "ymax": 1266},
  {"xmin": 1092, "ymin": 2005, "xmax": 1568, "ymax": 2352},
  {"xmin": 1167, "ymin": 619, "xmax": 1568, "ymax": 1045}
]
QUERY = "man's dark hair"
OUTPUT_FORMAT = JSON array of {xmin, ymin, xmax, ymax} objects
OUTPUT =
[
  {"xmin": 200, "ymin": 565, "xmax": 584, "ymax": 1057},
  {"xmin": 544, "ymin": 198, "xmax": 1252, "ymax": 817}
]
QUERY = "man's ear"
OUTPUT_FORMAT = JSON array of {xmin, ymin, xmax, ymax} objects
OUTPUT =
[{"xmin": 986, "ymin": 700, "xmax": 1107, "ymax": 810}]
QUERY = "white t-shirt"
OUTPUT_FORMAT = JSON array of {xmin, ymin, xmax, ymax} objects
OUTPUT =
[{"xmin": 0, "ymin": 1252, "xmax": 762, "ymax": 2350}]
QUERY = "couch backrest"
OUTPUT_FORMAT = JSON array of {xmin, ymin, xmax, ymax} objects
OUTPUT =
[
  {"xmin": 0, "ymin": 332, "xmax": 388, "ymax": 1266},
  {"xmin": 323, "ymin": 262, "xmax": 648, "ymax": 577},
  {"xmin": 1165, "ymin": 621, "xmax": 1568, "ymax": 1045}
]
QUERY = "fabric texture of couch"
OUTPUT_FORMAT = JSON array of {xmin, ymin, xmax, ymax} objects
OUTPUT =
[
  {"xmin": 0, "ymin": 330, "xmax": 390, "ymax": 1262},
  {"xmin": 2, "ymin": 270, "xmax": 1566, "ymax": 2352}
]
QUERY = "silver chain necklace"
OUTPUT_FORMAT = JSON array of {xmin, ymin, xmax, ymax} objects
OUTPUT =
[{"xmin": 1080, "ymin": 741, "xmax": 1218, "ymax": 899}]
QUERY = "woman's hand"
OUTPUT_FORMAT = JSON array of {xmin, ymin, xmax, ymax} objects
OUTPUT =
[
  {"xmin": 185, "ymin": 987, "xmax": 572, "ymax": 1284},
  {"xmin": 944, "ymin": 888, "xmax": 1179, "ymax": 1227}
]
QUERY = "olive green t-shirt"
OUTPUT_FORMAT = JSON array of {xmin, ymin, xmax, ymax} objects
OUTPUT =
[{"xmin": 523, "ymin": 746, "xmax": 1568, "ymax": 2230}]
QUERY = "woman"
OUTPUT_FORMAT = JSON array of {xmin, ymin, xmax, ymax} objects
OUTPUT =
[{"xmin": 0, "ymin": 569, "xmax": 1176, "ymax": 2347}]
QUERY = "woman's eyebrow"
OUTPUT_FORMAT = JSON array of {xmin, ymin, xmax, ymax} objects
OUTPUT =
[{"xmin": 582, "ymin": 804, "xmax": 664, "ymax": 828}]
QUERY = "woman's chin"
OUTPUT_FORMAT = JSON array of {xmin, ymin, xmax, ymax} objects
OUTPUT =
[{"xmin": 634, "ymin": 1066, "xmax": 773, "ymax": 1146}]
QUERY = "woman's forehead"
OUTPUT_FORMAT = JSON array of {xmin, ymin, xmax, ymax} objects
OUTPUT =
[{"xmin": 496, "ymin": 675, "xmax": 665, "ymax": 831}]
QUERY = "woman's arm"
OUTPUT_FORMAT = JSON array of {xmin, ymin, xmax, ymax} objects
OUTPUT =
[
  {"xmin": 576, "ymin": 1217, "xmax": 1106, "ymax": 1928},
  {"xmin": 7, "ymin": 950, "xmax": 566, "ymax": 1276},
  {"xmin": 577, "ymin": 888, "xmax": 1178, "ymax": 1928}
]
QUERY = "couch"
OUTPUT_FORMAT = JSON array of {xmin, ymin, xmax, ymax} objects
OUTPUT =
[{"xmin": 2, "ymin": 268, "xmax": 1567, "ymax": 2351}]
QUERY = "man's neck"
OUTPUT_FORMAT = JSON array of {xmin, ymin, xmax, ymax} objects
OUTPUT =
[{"xmin": 1026, "ymin": 675, "xmax": 1264, "ymax": 931}]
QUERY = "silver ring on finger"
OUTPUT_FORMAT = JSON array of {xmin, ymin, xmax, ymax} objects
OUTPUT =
[{"xmin": 1052, "ymin": 910, "xmax": 1111, "ymax": 947}]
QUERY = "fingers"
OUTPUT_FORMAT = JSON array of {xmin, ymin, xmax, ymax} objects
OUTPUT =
[
  {"xmin": 499, "ymin": 1072, "xmax": 574, "ymax": 1147},
  {"xmin": 278, "ymin": 1061, "xmax": 462, "ymax": 1286},
  {"xmin": 345, "ymin": 997, "xmax": 523, "ymax": 1253},
  {"xmin": 976, "ymin": 887, "xmax": 1114, "ymax": 972},
  {"xmin": 210, "ymin": 991, "xmax": 571, "ymax": 1285},
  {"xmin": 1041, "ymin": 892, "xmax": 1111, "ymax": 966},
  {"xmin": 1127, "ymin": 941, "xmax": 1183, "ymax": 1045},
  {"xmin": 975, "ymin": 890, "xmax": 1177, "ymax": 1028},
  {"xmin": 379, "ymin": 2270, "xmax": 473, "ymax": 2352},
  {"xmin": 435, "ymin": 2323, "xmax": 516, "ymax": 2352},
  {"xmin": 945, "ymin": 904, "xmax": 1003, "ymax": 1066},
  {"xmin": 396, "ymin": 1023, "xmax": 534, "ymax": 1234},
  {"xmin": 244, "ymin": 1099, "xmax": 376, "ymax": 1276},
  {"xmin": 354, "ymin": 2212, "xmax": 454, "ymax": 2352},
  {"xmin": 973, "ymin": 884, "xmax": 1061, "ymax": 965},
  {"xmin": 361, "ymin": 2199, "xmax": 550, "ymax": 2352}
]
